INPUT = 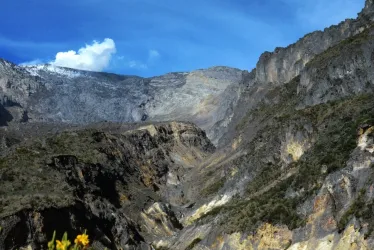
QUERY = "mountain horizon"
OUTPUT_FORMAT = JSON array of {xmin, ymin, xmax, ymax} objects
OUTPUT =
[{"xmin": 1, "ymin": 0, "xmax": 365, "ymax": 76}]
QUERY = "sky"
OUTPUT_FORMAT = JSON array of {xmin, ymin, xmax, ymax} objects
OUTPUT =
[{"xmin": 0, "ymin": 0, "xmax": 365, "ymax": 77}]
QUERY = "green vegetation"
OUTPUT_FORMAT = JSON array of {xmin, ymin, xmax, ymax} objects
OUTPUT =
[
  {"xmin": 292, "ymin": 94, "xmax": 374, "ymax": 191},
  {"xmin": 185, "ymin": 238, "xmax": 202, "ymax": 250},
  {"xmin": 200, "ymin": 178, "xmax": 305, "ymax": 234},
  {"xmin": 306, "ymin": 27, "xmax": 372, "ymax": 69},
  {"xmin": 236, "ymin": 76, "xmax": 300, "ymax": 132},
  {"xmin": 47, "ymin": 230, "xmax": 90, "ymax": 250},
  {"xmin": 182, "ymin": 88, "xmax": 373, "ymax": 236},
  {"xmin": 361, "ymin": 202, "xmax": 374, "ymax": 238},
  {"xmin": 201, "ymin": 178, "xmax": 225, "ymax": 197},
  {"xmin": 46, "ymin": 131, "xmax": 104, "ymax": 164},
  {"xmin": 0, "ymin": 129, "xmax": 116, "ymax": 217},
  {"xmin": 337, "ymin": 188, "xmax": 374, "ymax": 238},
  {"xmin": 204, "ymin": 88, "xmax": 374, "ymax": 234},
  {"xmin": 245, "ymin": 163, "xmax": 286, "ymax": 194},
  {"xmin": 338, "ymin": 189, "xmax": 366, "ymax": 232}
]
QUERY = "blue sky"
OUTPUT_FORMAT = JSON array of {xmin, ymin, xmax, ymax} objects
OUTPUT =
[{"xmin": 0, "ymin": 0, "xmax": 365, "ymax": 77}]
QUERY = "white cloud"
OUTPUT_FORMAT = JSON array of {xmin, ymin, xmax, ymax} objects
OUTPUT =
[
  {"xmin": 51, "ymin": 38, "xmax": 116, "ymax": 71},
  {"xmin": 149, "ymin": 49, "xmax": 160, "ymax": 60},
  {"xmin": 128, "ymin": 60, "xmax": 148, "ymax": 69}
]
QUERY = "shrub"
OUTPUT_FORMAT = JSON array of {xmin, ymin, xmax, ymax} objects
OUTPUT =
[{"xmin": 201, "ymin": 178, "xmax": 225, "ymax": 196}]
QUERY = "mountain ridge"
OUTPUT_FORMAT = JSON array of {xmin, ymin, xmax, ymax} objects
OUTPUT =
[
  {"xmin": 0, "ymin": 58, "xmax": 247, "ymax": 145},
  {"xmin": 1, "ymin": 0, "xmax": 374, "ymax": 249}
]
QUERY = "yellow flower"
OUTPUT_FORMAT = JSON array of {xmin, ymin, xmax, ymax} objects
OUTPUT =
[
  {"xmin": 74, "ymin": 233, "xmax": 89, "ymax": 246},
  {"xmin": 56, "ymin": 239, "xmax": 71, "ymax": 250}
]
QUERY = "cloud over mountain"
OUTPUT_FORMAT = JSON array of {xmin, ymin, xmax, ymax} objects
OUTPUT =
[{"xmin": 51, "ymin": 38, "xmax": 116, "ymax": 71}]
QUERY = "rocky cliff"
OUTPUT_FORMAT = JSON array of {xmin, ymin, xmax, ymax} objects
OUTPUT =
[
  {"xmin": 2, "ymin": 0, "xmax": 374, "ymax": 250},
  {"xmin": 0, "ymin": 122, "xmax": 215, "ymax": 249},
  {"xmin": 255, "ymin": 0, "xmax": 374, "ymax": 86}
]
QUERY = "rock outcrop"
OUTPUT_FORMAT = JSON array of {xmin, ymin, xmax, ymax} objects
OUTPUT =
[{"xmin": 255, "ymin": 0, "xmax": 374, "ymax": 86}]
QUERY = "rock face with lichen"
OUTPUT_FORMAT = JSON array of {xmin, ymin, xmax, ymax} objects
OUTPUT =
[{"xmin": 2, "ymin": 1, "xmax": 374, "ymax": 249}]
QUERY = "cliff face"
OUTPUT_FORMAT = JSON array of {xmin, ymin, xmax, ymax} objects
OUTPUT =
[
  {"xmin": 0, "ymin": 59, "xmax": 43, "ymax": 124},
  {"xmin": 298, "ymin": 27, "xmax": 374, "ymax": 108},
  {"xmin": 255, "ymin": 1, "xmax": 372, "ymax": 86},
  {"xmin": 219, "ymin": 0, "xmax": 374, "ymax": 146},
  {"xmin": 2, "ymin": 1, "xmax": 374, "ymax": 250}
]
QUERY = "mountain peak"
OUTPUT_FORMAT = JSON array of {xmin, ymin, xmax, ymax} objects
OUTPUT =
[
  {"xmin": 22, "ymin": 64, "xmax": 85, "ymax": 78},
  {"xmin": 361, "ymin": 0, "xmax": 374, "ymax": 16}
]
